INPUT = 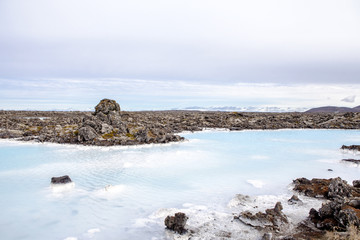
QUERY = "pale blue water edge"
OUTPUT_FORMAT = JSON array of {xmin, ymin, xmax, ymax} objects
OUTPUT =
[{"xmin": 0, "ymin": 129, "xmax": 360, "ymax": 240}]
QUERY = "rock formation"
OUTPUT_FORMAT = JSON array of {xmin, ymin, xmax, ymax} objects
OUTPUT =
[
  {"xmin": 342, "ymin": 159, "xmax": 360, "ymax": 164},
  {"xmin": 51, "ymin": 175, "xmax": 72, "ymax": 184},
  {"xmin": 293, "ymin": 177, "xmax": 360, "ymax": 232},
  {"xmin": 341, "ymin": 145, "xmax": 360, "ymax": 152},
  {"xmin": 235, "ymin": 202, "xmax": 289, "ymax": 232},
  {"xmin": 0, "ymin": 102, "xmax": 360, "ymax": 146}
]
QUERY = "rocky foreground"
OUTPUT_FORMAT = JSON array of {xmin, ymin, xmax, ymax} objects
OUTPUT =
[
  {"xmin": 1, "ymin": 99, "xmax": 360, "ymax": 146},
  {"xmin": 162, "ymin": 176, "xmax": 360, "ymax": 240}
]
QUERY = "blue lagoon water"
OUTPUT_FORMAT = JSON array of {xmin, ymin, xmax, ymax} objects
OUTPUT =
[{"xmin": 0, "ymin": 130, "xmax": 360, "ymax": 239}]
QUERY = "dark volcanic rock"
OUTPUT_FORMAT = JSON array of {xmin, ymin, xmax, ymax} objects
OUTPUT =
[
  {"xmin": 293, "ymin": 178, "xmax": 330, "ymax": 198},
  {"xmin": 328, "ymin": 177, "xmax": 352, "ymax": 199},
  {"xmin": 51, "ymin": 175, "xmax": 72, "ymax": 184},
  {"xmin": 236, "ymin": 202, "xmax": 288, "ymax": 232},
  {"xmin": 294, "ymin": 177, "xmax": 360, "ymax": 232},
  {"xmin": 164, "ymin": 212, "xmax": 188, "ymax": 234},
  {"xmin": 293, "ymin": 177, "xmax": 360, "ymax": 199},
  {"xmin": 342, "ymin": 159, "xmax": 360, "ymax": 164},
  {"xmin": 353, "ymin": 180, "xmax": 360, "ymax": 188},
  {"xmin": 310, "ymin": 200, "xmax": 360, "ymax": 231},
  {"xmin": 341, "ymin": 145, "xmax": 360, "ymax": 151}
]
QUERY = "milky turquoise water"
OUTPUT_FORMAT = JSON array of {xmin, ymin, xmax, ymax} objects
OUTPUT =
[{"xmin": 0, "ymin": 130, "xmax": 360, "ymax": 240}]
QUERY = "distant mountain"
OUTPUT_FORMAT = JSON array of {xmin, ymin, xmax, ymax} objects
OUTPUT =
[
  {"xmin": 173, "ymin": 106, "xmax": 308, "ymax": 112},
  {"xmin": 306, "ymin": 105, "xmax": 360, "ymax": 113}
]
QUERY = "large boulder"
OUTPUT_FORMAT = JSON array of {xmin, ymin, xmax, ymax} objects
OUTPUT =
[
  {"xmin": 94, "ymin": 99, "xmax": 121, "ymax": 126},
  {"xmin": 164, "ymin": 212, "xmax": 188, "ymax": 234},
  {"xmin": 95, "ymin": 99, "xmax": 121, "ymax": 115}
]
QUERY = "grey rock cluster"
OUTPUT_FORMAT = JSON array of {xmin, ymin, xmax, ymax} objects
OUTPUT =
[
  {"xmin": 1, "ymin": 100, "xmax": 360, "ymax": 146},
  {"xmin": 0, "ymin": 99, "xmax": 185, "ymax": 146}
]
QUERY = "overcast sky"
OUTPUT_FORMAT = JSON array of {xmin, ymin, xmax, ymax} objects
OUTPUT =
[{"xmin": 1, "ymin": 0, "xmax": 360, "ymax": 110}]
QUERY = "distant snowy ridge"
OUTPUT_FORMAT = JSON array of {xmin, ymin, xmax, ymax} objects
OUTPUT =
[{"xmin": 173, "ymin": 106, "xmax": 309, "ymax": 112}]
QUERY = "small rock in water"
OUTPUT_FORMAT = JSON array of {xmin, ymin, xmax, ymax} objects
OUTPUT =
[
  {"xmin": 288, "ymin": 195, "xmax": 303, "ymax": 205},
  {"xmin": 51, "ymin": 175, "xmax": 72, "ymax": 184},
  {"xmin": 164, "ymin": 212, "xmax": 188, "ymax": 234},
  {"xmin": 327, "ymin": 169, "xmax": 333, "ymax": 171}
]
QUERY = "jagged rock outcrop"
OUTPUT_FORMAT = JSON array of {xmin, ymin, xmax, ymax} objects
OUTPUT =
[
  {"xmin": 235, "ymin": 202, "xmax": 288, "ymax": 232},
  {"xmin": 328, "ymin": 177, "xmax": 352, "ymax": 199},
  {"xmin": 294, "ymin": 177, "xmax": 360, "ymax": 232},
  {"xmin": 164, "ymin": 212, "xmax": 188, "ymax": 234},
  {"xmin": 51, "ymin": 175, "xmax": 72, "ymax": 184},
  {"xmin": 95, "ymin": 99, "xmax": 121, "ymax": 115},
  {"xmin": 309, "ymin": 199, "xmax": 360, "ymax": 231},
  {"xmin": 293, "ymin": 178, "xmax": 330, "ymax": 198},
  {"xmin": 94, "ymin": 99, "xmax": 121, "ymax": 126}
]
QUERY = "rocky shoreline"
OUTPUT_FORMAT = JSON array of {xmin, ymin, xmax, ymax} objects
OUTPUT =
[
  {"xmin": 1, "ymin": 99, "xmax": 360, "ymax": 146},
  {"xmin": 161, "ymin": 176, "xmax": 360, "ymax": 240}
]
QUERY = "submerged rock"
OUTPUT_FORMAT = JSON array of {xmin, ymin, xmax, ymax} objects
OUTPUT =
[
  {"xmin": 51, "ymin": 175, "xmax": 72, "ymax": 184},
  {"xmin": 164, "ymin": 212, "xmax": 188, "ymax": 234}
]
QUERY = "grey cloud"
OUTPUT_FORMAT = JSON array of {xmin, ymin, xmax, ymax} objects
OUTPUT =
[{"xmin": 0, "ymin": 0, "xmax": 360, "ymax": 84}]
